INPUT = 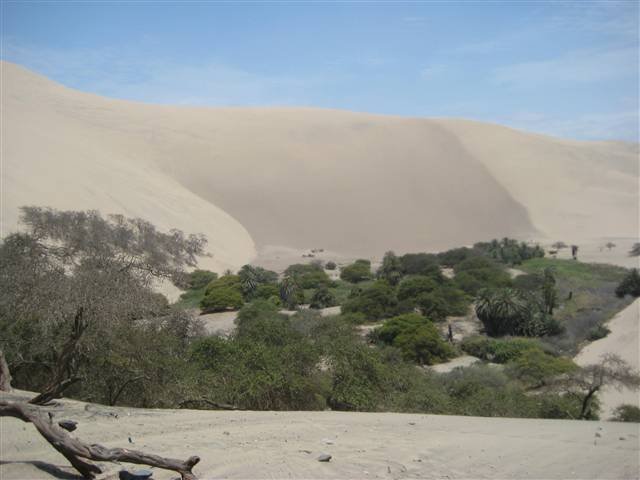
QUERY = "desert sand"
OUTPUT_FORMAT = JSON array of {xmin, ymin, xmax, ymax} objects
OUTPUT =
[
  {"xmin": 575, "ymin": 299, "xmax": 640, "ymax": 418},
  {"xmin": 2, "ymin": 61, "xmax": 637, "ymax": 267},
  {"xmin": 1, "ymin": 390, "xmax": 638, "ymax": 480}
]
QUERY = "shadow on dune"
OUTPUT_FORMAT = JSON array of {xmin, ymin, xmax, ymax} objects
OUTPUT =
[{"xmin": 0, "ymin": 460, "xmax": 83, "ymax": 480}]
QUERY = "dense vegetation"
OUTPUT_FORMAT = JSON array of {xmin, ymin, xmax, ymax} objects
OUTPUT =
[{"xmin": 2, "ymin": 209, "xmax": 637, "ymax": 421}]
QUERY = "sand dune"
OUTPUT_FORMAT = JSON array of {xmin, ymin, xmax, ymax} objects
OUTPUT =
[
  {"xmin": 575, "ymin": 299, "xmax": 640, "ymax": 418},
  {"xmin": 3, "ymin": 61, "xmax": 637, "ymax": 266},
  {"xmin": 1, "ymin": 391, "xmax": 638, "ymax": 480}
]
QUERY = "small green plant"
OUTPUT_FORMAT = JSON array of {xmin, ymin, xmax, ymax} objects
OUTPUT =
[
  {"xmin": 325, "ymin": 261, "xmax": 337, "ymax": 270},
  {"xmin": 615, "ymin": 268, "xmax": 640, "ymax": 298},
  {"xmin": 587, "ymin": 324, "xmax": 610, "ymax": 341},
  {"xmin": 611, "ymin": 404, "xmax": 640, "ymax": 422}
]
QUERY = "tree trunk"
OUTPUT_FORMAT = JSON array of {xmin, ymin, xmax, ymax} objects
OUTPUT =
[
  {"xmin": 30, "ymin": 307, "xmax": 86, "ymax": 405},
  {"xmin": 0, "ymin": 401, "xmax": 200, "ymax": 479},
  {"xmin": 0, "ymin": 349, "xmax": 12, "ymax": 391},
  {"xmin": 580, "ymin": 387, "xmax": 598, "ymax": 419}
]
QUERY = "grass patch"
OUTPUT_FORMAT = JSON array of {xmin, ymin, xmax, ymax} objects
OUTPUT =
[{"xmin": 520, "ymin": 258, "xmax": 632, "ymax": 353}]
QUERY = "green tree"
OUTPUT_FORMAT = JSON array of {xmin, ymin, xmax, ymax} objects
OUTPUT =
[
  {"xmin": 340, "ymin": 259, "xmax": 373, "ymax": 283},
  {"xmin": 310, "ymin": 285, "xmax": 336, "ymax": 309},
  {"xmin": 342, "ymin": 280, "xmax": 396, "ymax": 320},
  {"xmin": 373, "ymin": 313, "xmax": 454, "ymax": 365},
  {"xmin": 377, "ymin": 251, "xmax": 403, "ymax": 286}
]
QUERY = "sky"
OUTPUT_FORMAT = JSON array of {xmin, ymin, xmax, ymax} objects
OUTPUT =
[{"xmin": 1, "ymin": 1, "xmax": 638, "ymax": 141}]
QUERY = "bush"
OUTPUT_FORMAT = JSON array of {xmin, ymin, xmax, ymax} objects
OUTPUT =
[
  {"xmin": 253, "ymin": 283, "xmax": 281, "ymax": 302},
  {"xmin": 611, "ymin": 404, "xmax": 640, "ymax": 422},
  {"xmin": 342, "ymin": 280, "xmax": 396, "ymax": 320},
  {"xmin": 587, "ymin": 324, "xmax": 611, "ymax": 341},
  {"xmin": 373, "ymin": 313, "xmax": 454, "ymax": 365},
  {"xmin": 310, "ymin": 285, "xmax": 337, "ymax": 309},
  {"xmin": 397, "ymin": 276, "xmax": 439, "ymax": 302},
  {"xmin": 615, "ymin": 268, "xmax": 640, "ymax": 298},
  {"xmin": 187, "ymin": 269, "xmax": 218, "ymax": 290},
  {"xmin": 437, "ymin": 247, "xmax": 479, "ymax": 268},
  {"xmin": 461, "ymin": 336, "xmax": 543, "ymax": 363},
  {"xmin": 453, "ymin": 257, "xmax": 512, "ymax": 295},
  {"xmin": 200, "ymin": 274, "xmax": 244, "ymax": 312},
  {"xmin": 200, "ymin": 286, "xmax": 243, "ymax": 312},
  {"xmin": 325, "ymin": 261, "xmax": 337, "ymax": 271},
  {"xmin": 340, "ymin": 259, "xmax": 373, "ymax": 283},
  {"xmin": 284, "ymin": 263, "xmax": 331, "ymax": 289},
  {"xmin": 398, "ymin": 253, "xmax": 442, "ymax": 280},
  {"xmin": 506, "ymin": 348, "xmax": 578, "ymax": 387}
]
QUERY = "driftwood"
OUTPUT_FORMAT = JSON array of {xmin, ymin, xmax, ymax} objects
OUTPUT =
[{"xmin": 0, "ymin": 401, "xmax": 200, "ymax": 480}]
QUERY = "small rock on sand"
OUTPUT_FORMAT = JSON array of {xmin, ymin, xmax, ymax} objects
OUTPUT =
[{"xmin": 317, "ymin": 454, "xmax": 332, "ymax": 462}]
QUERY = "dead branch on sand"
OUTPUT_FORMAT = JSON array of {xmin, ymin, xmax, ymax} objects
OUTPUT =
[{"xmin": 0, "ymin": 401, "xmax": 200, "ymax": 480}]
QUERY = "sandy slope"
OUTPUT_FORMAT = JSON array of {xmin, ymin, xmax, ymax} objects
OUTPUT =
[
  {"xmin": 575, "ymin": 299, "xmax": 640, "ymax": 418},
  {"xmin": 1, "ymin": 391, "xmax": 638, "ymax": 480},
  {"xmin": 3, "ymin": 61, "xmax": 637, "ymax": 263}
]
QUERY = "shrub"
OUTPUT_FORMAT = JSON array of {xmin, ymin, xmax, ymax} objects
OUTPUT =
[
  {"xmin": 453, "ymin": 257, "xmax": 512, "ymax": 295},
  {"xmin": 187, "ymin": 269, "xmax": 218, "ymax": 290},
  {"xmin": 373, "ymin": 313, "xmax": 454, "ymax": 365},
  {"xmin": 325, "ymin": 261, "xmax": 337, "ymax": 270},
  {"xmin": 437, "ymin": 247, "xmax": 479, "ymax": 268},
  {"xmin": 284, "ymin": 263, "xmax": 331, "ymax": 289},
  {"xmin": 200, "ymin": 286, "xmax": 243, "ymax": 312},
  {"xmin": 506, "ymin": 348, "xmax": 578, "ymax": 387},
  {"xmin": 200, "ymin": 275, "xmax": 244, "ymax": 312},
  {"xmin": 397, "ymin": 276, "xmax": 439, "ymax": 302},
  {"xmin": 340, "ymin": 259, "xmax": 373, "ymax": 283},
  {"xmin": 611, "ymin": 404, "xmax": 640, "ymax": 422},
  {"xmin": 342, "ymin": 280, "xmax": 396, "ymax": 320},
  {"xmin": 587, "ymin": 324, "xmax": 611, "ymax": 341},
  {"xmin": 310, "ymin": 285, "xmax": 337, "ymax": 309},
  {"xmin": 253, "ymin": 283, "xmax": 281, "ymax": 302},
  {"xmin": 461, "ymin": 336, "xmax": 543, "ymax": 363},
  {"xmin": 615, "ymin": 268, "xmax": 640, "ymax": 298},
  {"xmin": 398, "ymin": 253, "xmax": 442, "ymax": 280}
]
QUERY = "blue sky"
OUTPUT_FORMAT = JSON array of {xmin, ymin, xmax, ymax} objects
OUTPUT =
[{"xmin": 2, "ymin": 1, "xmax": 638, "ymax": 141}]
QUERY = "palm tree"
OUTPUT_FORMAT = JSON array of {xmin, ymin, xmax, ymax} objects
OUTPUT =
[
  {"xmin": 629, "ymin": 243, "xmax": 640, "ymax": 257},
  {"xmin": 238, "ymin": 265, "xmax": 258, "ymax": 298},
  {"xmin": 279, "ymin": 276, "xmax": 300, "ymax": 309},
  {"xmin": 475, "ymin": 288, "xmax": 530, "ymax": 336}
]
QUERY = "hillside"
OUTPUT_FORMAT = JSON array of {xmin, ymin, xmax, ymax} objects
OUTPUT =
[{"xmin": 1, "ymin": 61, "xmax": 638, "ymax": 269}]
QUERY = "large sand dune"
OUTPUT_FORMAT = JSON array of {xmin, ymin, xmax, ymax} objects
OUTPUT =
[
  {"xmin": 1, "ymin": 391, "xmax": 638, "ymax": 480},
  {"xmin": 2, "ymin": 61, "xmax": 637, "ymax": 267}
]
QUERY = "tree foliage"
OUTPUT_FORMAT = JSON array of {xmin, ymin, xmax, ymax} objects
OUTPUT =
[{"xmin": 340, "ymin": 259, "xmax": 373, "ymax": 283}]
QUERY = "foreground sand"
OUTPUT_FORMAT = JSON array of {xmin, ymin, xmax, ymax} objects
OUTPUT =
[{"xmin": 1, "ymin": 391, "xmax": 638, "ymax": 480}]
